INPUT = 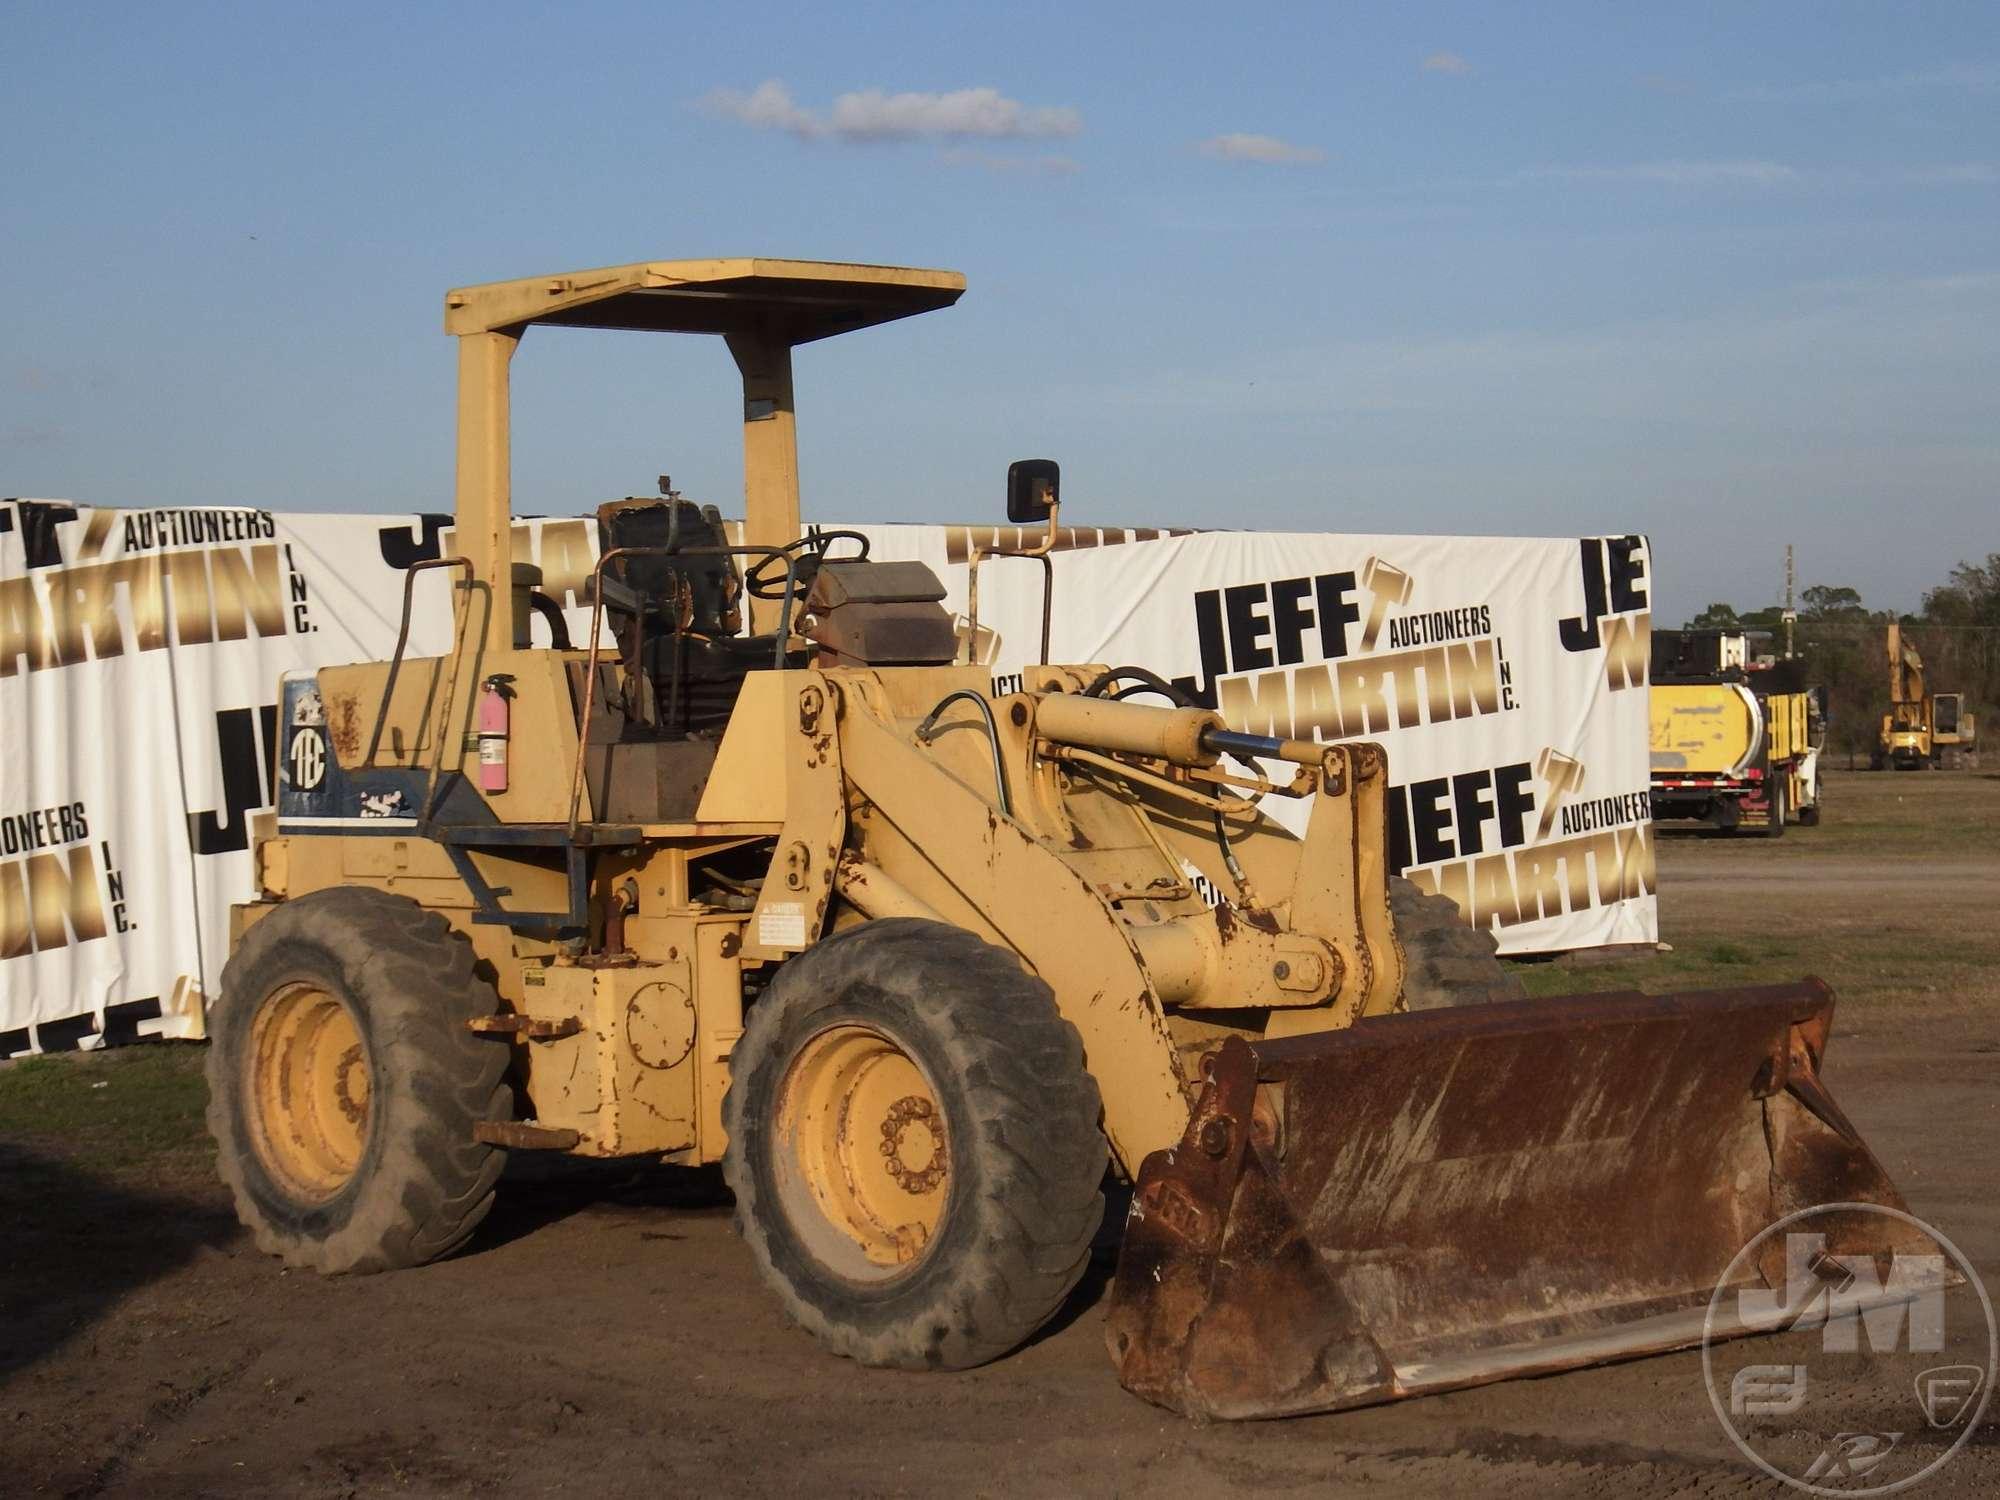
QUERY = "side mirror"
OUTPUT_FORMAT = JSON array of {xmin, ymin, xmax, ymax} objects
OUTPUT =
[
  {"xmin": 970, "ymin": 459, "xmax": 1064, "ymax": 668},
  {"xmin": 1006, "ymin": 458, "xmax": 1060, "ymax": 524}
]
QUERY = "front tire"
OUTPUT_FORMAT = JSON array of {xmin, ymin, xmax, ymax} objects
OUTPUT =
[
  {"xmin": 723, "ymin": 918, "xmax": 1106, "ymax": 1371},
  {"xmin": 207, "ymin": 887, "xmax": 513, "ymax": 1274}
]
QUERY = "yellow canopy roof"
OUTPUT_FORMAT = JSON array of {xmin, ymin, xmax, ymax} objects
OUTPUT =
[{"xmin": 444, "ymin": 257, "xmax": 965, "ymax": 344}]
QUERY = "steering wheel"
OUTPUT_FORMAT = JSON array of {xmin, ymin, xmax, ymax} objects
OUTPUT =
[{"xmin": 744, "ymin": 529, "xmax": 872, "ymax": 600}]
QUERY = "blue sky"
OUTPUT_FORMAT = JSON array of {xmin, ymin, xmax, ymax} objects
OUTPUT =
[{"xmin": 4, "ymin": 2, "xmax": 1995, "ymax": 620}]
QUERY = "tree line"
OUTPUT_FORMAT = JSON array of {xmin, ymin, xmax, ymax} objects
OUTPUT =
[{"xmin": 1682, "ymin": 555, "xmax": 2000, "ymax": 764}]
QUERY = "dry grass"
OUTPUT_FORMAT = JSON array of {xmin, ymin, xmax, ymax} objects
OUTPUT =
[
  {"xmin": 1521, "ymin": 768, "xmax": 2000, "ymax": 1011},
  {"xmin": 1754, "ymin": 764, "xmax": 2000, "ymax": 857}
]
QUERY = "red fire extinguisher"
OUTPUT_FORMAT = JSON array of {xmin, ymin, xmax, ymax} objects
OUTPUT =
[{"xmin": 477, "ymin": 675, "xmax": 512, "ymax": 793}]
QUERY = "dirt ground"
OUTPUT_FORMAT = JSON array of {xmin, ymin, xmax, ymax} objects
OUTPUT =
[{"xmin": 4, "ymin": 769, "xmax": 1997, "ymax": 1497}]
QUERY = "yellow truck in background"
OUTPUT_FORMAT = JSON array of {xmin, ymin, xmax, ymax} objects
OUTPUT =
[{"xmin": 1649, "ymin": 631, "xmax": 1824, "ymax": 835}]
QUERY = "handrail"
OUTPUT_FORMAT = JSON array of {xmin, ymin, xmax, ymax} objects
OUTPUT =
[
  {"xmin": 422, "ymin": 571, "xmax": 491, "ymax": 822},
  {"xmin": 365, "ymin": 555, "xmax": 473, "ymax": 766},
  {"xmin": 962, "ymin": 501, "xmax": 1060, "ymax": 668},
  {"xmin": 565, "ymin": 543, "xmax": 798, "ymax": 836}
]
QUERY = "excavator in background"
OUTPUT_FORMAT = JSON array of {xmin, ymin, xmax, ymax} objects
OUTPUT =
[
  {"xmin": 1877, "ymin": 622, "xmax": 1979, "ymax": 769},
  {"xmin": 202, "ymin": 257, "xmax": 1942, "ymax": 1421}
]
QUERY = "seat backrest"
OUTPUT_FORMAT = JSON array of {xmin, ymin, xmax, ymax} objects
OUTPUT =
[
  {"xmin": 594, "ymin": 498, "xmax": 742, "ymax": 638},
  {"xmin": 592, "ymin": 498, "xmax": 760, "ymax": 738}
]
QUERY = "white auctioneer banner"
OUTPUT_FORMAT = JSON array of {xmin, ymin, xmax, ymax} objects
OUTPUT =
[{"xmin": 0, "ymin": 500, "xmax": 1657, "ymax": 1055}]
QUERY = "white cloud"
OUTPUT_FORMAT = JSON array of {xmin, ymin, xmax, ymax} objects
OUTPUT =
[
  {"xmin": 700, "ymin": 80, "xmax": 1081, "ymax": 142},
  {"xmin": 830, "ymin": 87, "xmax": 1079, "ymax": 141},
  {"xmin": 701, "ymin": 80, "xmax": 819, "ymax": 137},
  {"xmin": 1422, "ymin": 52, "xmax": 1472, "ymax": 75},
  {"xmin": 1522, "ymin": 159, "xmax": 1800, "ymax": 187},
  {"xmin": 1198, "ymin": 133, "xmax": 1326, "ymax": 166}
]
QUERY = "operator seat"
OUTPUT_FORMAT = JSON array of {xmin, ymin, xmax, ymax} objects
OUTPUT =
[
  {"xmin": 593, "ymin": 496, "xmax": 769, "ymax": 737},
  {"xmin": 578, "ymin": 500, "xmax": 960, "ymax": 820}
]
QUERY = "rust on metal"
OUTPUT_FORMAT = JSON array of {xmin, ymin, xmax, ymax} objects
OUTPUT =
[
  {"xmin": 467, "ymin": 1014, "xmax": 581, "ymax": 1040},
  {"xmin": 878, "ymin": 1094, "xmax": 948, "ymax": 1194},
  {"xmin": 1105, "ymin": 979, "xmax": 1944, "ymax": 1421},
  {"xmin": 474, "ymin": 1121, "xmax": 583, "ymax": 1150},
  {"xmin": 333, "ymin": 1043, "xmax": 367, "ymax": 1124},
  {"xmin": 327, "ymin": 691, "xmax": 364, "ymax": 765}
]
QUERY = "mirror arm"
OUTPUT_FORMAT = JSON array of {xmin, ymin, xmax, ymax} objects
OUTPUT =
[{"xmin": 961, "ymin": 500, "xmax": 1060, "ymax": 667}]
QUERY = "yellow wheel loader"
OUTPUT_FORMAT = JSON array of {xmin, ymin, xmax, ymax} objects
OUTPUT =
[{"xmin": 208, "ymin": 259, "xmax": 1944, "ymax": 1418}]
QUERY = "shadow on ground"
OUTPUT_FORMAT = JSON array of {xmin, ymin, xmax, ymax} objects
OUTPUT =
[
  {"xmin": 467, "ymin": 1155, "xmax": 735, "ymax": 1256},
  {"xmin": 0, "ymin": 1141, "xmax": 234, "ymax": 1389}
]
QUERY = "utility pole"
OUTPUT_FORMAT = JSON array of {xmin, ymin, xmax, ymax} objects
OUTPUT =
[{"xmin": 1782, "ymin": 543, "xmax": 1797, "ymax": 660}]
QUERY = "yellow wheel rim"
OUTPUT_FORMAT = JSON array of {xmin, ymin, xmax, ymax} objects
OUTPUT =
[
  {"xmin": 775, "ymin": 1024, "xmax": 950, "ymax": 1279},
  {"xmin": 246, "ymin": 982, "xmax": 371, "ymax": 1202}
]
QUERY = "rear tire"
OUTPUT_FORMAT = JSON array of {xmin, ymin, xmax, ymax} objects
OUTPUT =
[
  {"xmin": 207, "ymin": 887, "xmax": 513, "ymax": 1274},
  {"xmin": 723, "ymin": 918, "xmax": 1106, "ymax": 1370},
  {"xmin": 1392, "ymin": 876, "xmax": 1526, "ymax": 1010},
  {"xmin": 1761, "ymin": 781, "xmax": 1788, "ymax": 838},
  {"xmin": 1797, "ymin": 784, "xmax": 1822, "ymax": 828}
]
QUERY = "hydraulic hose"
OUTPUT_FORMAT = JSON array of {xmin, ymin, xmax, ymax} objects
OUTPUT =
[
  {"xmin": 915, "ymin": 690, "xmax": 1013, "ymax": 818},
  {"xmin": 526, "ymin": 591, "xmax": 573, "ymax": 651}
]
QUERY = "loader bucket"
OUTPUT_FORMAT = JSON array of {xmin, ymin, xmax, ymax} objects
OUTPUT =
[{"xmin": 1106, "ymin": 981, "xmax": 1951, "ymax": 1420}]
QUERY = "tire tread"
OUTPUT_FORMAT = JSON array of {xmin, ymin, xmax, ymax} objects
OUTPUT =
[
  {"xmin": 722, "ymin": 918, "xmax": 1107, "ymax": 1371},
  {"xmin": 207, "ymin": 887, "xmax": 512, "ymax": 1275}
]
